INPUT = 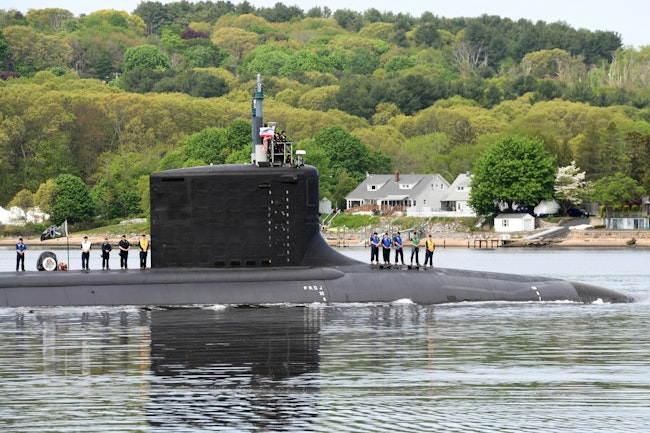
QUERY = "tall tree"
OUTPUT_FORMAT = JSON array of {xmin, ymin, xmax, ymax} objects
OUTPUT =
[
  {"xmin": 469, "ymin": 136, "xmax": 556, "ymax": 216},
  {"xmin": 554, "ymin": 161, "xmax": 591, "ymax": 214},
  {"xmin": 314, "ymin": 125, "xmax": 392, "ymax": 181},
  {"xmin": 51, "ymin": 174, "xmax": 95, "ymax": 224},
  {"xmin": 590, "ymin": 172, "xmax": 646, "ymax": 217},
  {"xmin": 122, "ymin": 44, "xmax": 170, "ymax": 71}
]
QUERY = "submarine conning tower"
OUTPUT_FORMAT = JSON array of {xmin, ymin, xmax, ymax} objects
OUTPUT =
[{"xmin": 150, "ymin": 74, "xmax": 357, "ymax": 269}]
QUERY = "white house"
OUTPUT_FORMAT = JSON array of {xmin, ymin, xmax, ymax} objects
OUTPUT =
[
  {"xmin": 494, "ymin": 213, "xmax": 535, "ymax": 232},
  {"xmin": 346, "ymin": 172, "xmax": 477, "ymax": 217},
  {"xmin": 0, "ymin": 206, "xmax": 49, "ymax": 226},
  {"xmin": 346, "ymin": 172, "xmax": 450, "ymax": 216},
  {"xmin": 440, "ymin": 172, "xmax": 474, "ymax": 215}
]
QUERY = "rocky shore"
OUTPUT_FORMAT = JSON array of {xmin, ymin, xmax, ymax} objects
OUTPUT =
[
  {"xmin": 2, "ymin": 229, "xmax": 649, "ymax": 249},
  {"xmin": 323, "ymin": 229, "xmax": 650, "ymax": 248}
]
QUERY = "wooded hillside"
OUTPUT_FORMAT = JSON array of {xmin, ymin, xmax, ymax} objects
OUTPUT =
[{"xmin": 1, "ymin": 2, "xmax": 649, "ymax": 221}]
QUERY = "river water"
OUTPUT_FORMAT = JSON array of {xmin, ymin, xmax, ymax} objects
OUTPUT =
[{"xmin": 1, "ymin": 246, "xmax": 649, "ymax": 432}]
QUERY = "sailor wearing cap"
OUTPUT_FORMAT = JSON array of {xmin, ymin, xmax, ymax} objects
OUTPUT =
[{"xmin": 16, "ymin": 237, "xmax": 26, "ymax": 271}]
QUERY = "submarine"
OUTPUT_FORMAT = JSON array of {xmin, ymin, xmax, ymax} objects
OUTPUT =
[{"xmin": 0, "ymin": 75, "xmax": 631, "ymax": 307}]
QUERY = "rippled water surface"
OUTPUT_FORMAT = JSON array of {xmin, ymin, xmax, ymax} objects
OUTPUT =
[{"xmin": 1, "ymin": 247, "xmax": 649, "ymax": 432}]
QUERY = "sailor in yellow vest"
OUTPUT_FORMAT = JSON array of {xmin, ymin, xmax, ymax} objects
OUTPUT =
[
  {"xmin": 138, "ymin": 234, "xmax": 150, "ymax": 269},
  {"xmin": 424, "ymin": 234, "xmax": 435, "ymax": 267}
]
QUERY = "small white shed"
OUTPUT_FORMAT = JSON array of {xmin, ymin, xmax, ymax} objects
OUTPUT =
[
  {"xmin": 494, "ymin": 213, "xmax": 535, "ymax": 232},
  {"xmin": 319, "ymin": 197, "xmax": 332, "ymax": 214}
]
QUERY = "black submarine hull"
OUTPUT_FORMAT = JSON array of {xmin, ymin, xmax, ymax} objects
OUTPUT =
[{"xmin": 0, "ymin": 264, "xmax": 630, "ymax": 307}]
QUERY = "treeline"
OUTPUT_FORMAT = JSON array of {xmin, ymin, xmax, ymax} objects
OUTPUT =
[{"xmin": 1, "ymin": 3, "xmax": 650, "ymax": 222}]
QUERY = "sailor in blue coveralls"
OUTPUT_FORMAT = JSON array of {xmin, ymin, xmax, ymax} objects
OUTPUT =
[
  {"xmin": 369, "ymin": 232, "xmax": 380, "ymax": 265},
  {"xmin": 381, "ymin": 233, "xmax": 392, "ymax": 265},
  {"xmin": 393, "ymin": 231, "xmax": 404, "ymax": 265},
  {"xmin": 16, "ymin": 237, "xmax": 26, "ymax": 271}
]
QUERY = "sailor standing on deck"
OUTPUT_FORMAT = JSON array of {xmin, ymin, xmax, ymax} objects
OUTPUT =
[
  {"xmin": 138, "ymin": 234, "xmax": 149, "ymax": 269},
  {"xmin": 410, "ymin": 232, "xmax": 420, "ymax": 266},
  {"xmin": 393, "ymin": 232, "xmax": 404, "ymax": 265},
  {"xmin": 16, "ymin": 237, "xmax": 26, "ymax": 271},
  {"xmin": 101, "ymin": 238, "xmax": 112, "ymax": 270},
  {"xmin": 81, "ymin": 236, "xmax": 92, "ymax": 270},
  {"xmin": 381, "ymin": 233, "xmax": 392, "ymax": 265},
  {"xmin": 369, "ymin": 232, "xmax": 380, "ymax": 265},
  {"xmin": 424, "ymin": 235, "xmax": 435, "ymax": 267},
  {"xmin": 119, "ymin": 235, "xmax": 130, "ymax": 270}
]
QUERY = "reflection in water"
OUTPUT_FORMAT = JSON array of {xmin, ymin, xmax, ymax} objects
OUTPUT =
[
  {"xmin": 1, "ymin": 301, "xmax": 650, "ymax": 432},
  {"xmin": 147, "ymin": 307, "xmax": 323, "ymax": 431},
  {"xmin": 0, "ymin": 308, "xmax": 152, "ymax": 432}
]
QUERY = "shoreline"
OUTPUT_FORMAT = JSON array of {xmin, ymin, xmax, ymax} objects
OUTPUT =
[
  {"xmin": 2, "ymin": 231, "xmax": 649, "ymax": 249},
  {"xmin": 0, "ymin": 234, "xmax": 142, "ymax": 248},
  {"xmin": 323, "ymin": 230, "xmax": 650, "ymax": 249}
]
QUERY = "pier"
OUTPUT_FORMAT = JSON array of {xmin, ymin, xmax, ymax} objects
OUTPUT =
[{"xmin": 469, "ymin": 235, "xmax": 511, "ymax": 248}]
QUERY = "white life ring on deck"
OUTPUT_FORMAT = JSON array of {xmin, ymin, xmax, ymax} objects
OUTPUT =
[{"xmin": 42, "ymin": 256, "xmax": 57, "ymax": 271}]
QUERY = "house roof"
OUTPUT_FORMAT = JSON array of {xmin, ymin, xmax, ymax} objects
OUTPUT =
[
  {"xmin": 346, "ymin": 174, "xmax": 448, "ymax": 201},
  {"xmin": 441, "ymin": 173, "xmax": 472, "ymax": 202}
]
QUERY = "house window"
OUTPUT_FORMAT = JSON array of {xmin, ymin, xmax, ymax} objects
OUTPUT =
[
  {"xmin": 502, "ymin": 219, "xmax": 508, "ymax": 226},
  {"xmin": 423, "ymin": 200, "xmax": 426, "ymax": 205}
]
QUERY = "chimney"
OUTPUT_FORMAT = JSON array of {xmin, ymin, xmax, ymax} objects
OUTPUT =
[{"xmin": 395, "ymin": 171, "xmax": 400, "ymax": 182}]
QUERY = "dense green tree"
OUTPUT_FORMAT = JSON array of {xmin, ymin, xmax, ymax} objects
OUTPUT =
[
  {"xmin": 8, "ymin": 188, "xmax": 34, "ymax": 209},
  {"xmin": 590, "ymin": 172, "xmax": 646, "ymax": 217},
  {"xmin": 384, "ymin": 56, "xmax": 415, "ymax": 73},
  {"xmin": 153, "ymin": 70, "xmax": 229, "ymax": 98},
  {"xmin": 3, "ymin": 25, "xmax": 72, "ymax": 76},
  {"xmin": 314, "ymin": 125, "xmax": 392, "ymax": 181},
  {"xmin": 257, "ymin": 3, "xmax": 304, "ymax": 22},
  {"xmin": 226, "ymin": 119, "xmax": 253, "ymax": 149},
  {"xmin": 133, "ymin": 1, "xmax": 174, "ymax": 35},
  {"xmin": 347, "ymin": 48, "xmax": 379, "ymax": 75},
  {"xmin": 241, "ymin": 45, "xmax": 291, "ymax": 75},
  {"xmin": 335, "ymin": 75, "xmax": 381, "ymax": 119},
  {"xmin": 182, "ymin": 127, "xmax": 230, "ymax": 164},
  {"xmin": 182, "ymin": 43, "xmax": 225, "ymax": 69},
  {"xmin": 0, "ymin": 29, "xmax": 12, "ymax": 70},
  {"xmin": 332, "ymin": 9, "xmax": 363, "ymax": 32},
  {"xmin": 51, "ymin": 174, "xmax": 95, "ymax": 224},
  {"xmin": 25, "ymin": 8, "xmax": 73, "ymax": 33},
  {"xmin": 469, "ymin": 136, "xmax": 556, "ymax": 216},
  {"xmin": 123, "ymin": 44, "xmax": 170, "ymax": 72},
  {"xmin": 414, "ymin": 22, "xmax": 441, "ymax": 47},
  {"xmin": 90, "ymin": 151, "xmax": 157, "ymax": 219},
  {"xmin": 211, "ymin": 27, "xmax": 258, "ymax": 63},
  {"xmin": 622, "ymin": 132, "xmax": 650, "ymax": 194},
  {"xmin": 33, "ymin": 179, "xmax": 58, "ymax": 214},
  {"xmin": 120, "ymin": 68, "xmax": 167, "ymax": 93}
]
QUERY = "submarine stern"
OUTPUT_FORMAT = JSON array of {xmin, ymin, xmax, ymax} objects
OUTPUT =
[{"xmin": 571, "ymin": 281, "xmax": 632, "ymax": 303}]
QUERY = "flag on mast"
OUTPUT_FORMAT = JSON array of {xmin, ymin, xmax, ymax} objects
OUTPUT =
[{"xmin": 41, "ymin": 220, "xmax": 68, "ymax": 241}]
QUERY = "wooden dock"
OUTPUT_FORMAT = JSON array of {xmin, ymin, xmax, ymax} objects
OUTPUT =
[{"xmin": 470, "ymin": 236, "xmax": 511, "ymax": 248}]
